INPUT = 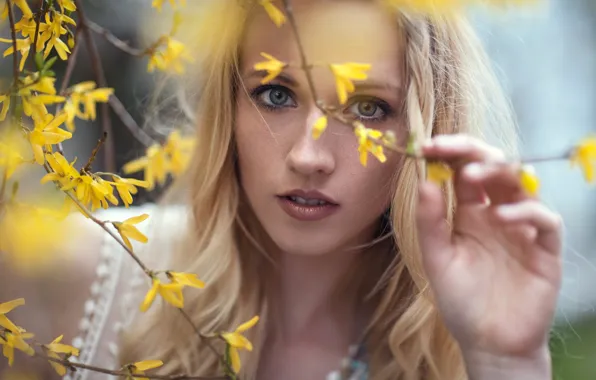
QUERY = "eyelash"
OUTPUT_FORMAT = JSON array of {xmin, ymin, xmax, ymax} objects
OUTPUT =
[{"xmin": 249, "ymin": 84, "xmax": 394, "ymax": 123}]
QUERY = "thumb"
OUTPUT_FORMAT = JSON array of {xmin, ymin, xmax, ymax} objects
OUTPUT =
[{"xmin": 416, "ymin": 181, "xmax": 453, "ymax": 277}]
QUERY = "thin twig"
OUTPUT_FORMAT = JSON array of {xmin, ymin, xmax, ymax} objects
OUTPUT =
[
  {"xmin": 82, "ymin": 131, "xmax": 107, "ymax": 172},
  {"xmin": 58, "ymin": 27, "xmax": 82, "ymax": 95},
  {"xmin": 35, "ymin": 350, "xmax": 227, "ymax": 380},
  {"xmin": 74, "ymin": 0, "xmax": 115, "ymax": 172},
  {"xmin": 86, "ymin": 19, "xmax": 145, "ymax": 56},
  {"xmin": 31, "ymin": 0, "xmax": 45, "ymax": 59},
  {"xmin": 109, "ymin": 95, "xmax": 156, "ymax": 147},
  {"xmin": 5, "ymin": 0, "xmax": 19, "ymax": 87}
]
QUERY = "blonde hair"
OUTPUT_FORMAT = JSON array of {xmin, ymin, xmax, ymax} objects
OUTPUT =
[{"xmin": 121, "ymin": 1, "xmax": 519, "ymax": 380}]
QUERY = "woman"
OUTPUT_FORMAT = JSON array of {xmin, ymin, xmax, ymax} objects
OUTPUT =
[{"xmin": 3, "ymin": 0, "xmax": 562, "ymax": 379}]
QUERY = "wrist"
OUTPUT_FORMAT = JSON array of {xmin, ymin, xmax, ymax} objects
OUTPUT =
[{"xmin": 461, "ymin": 346, "xmax": 552, "ymax": 380}]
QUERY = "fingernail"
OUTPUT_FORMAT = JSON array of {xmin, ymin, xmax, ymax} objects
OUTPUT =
[{"xmin": 463, "ymin": 163, "xmax": 483, "ymax": 179}]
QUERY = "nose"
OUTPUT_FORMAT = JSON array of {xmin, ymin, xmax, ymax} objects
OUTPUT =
[{"xmin": 286, "ymin": 109, "xmax": 335, "ymax": 177}]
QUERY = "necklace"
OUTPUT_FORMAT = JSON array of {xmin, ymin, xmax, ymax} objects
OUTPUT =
[{"xmin": 326, "ymin": 343, "xmax": 368, "ymax": 380}]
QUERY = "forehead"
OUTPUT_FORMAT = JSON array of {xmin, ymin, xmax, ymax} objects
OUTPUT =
[{"xmin": 240, "ymin": 0, "xmax": 404, "ymax": 78}]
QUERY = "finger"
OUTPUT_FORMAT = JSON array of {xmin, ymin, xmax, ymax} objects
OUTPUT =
[
  {"xmin": 423, "ymin": 134, "xmax": 506, "ymax": 205},
  {"xmin": 416, "ymin": 181, "xmax": 453, "ymax": 277},
  {"xmin": 493, "ymin": 201, "xmax": 563, "ymax": 253},
  {"xmin": 462, "ymin": 161, "xmax": 531, "ymax": 205}
]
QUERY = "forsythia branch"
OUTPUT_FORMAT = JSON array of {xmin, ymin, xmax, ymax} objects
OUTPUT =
[{"xmin": 5, "ymin": 0, "xmax": 19, "ymax": 89}]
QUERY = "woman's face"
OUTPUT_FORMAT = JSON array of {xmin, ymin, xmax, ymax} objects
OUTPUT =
[{"xmin": 235, "ymin": 0, "xmax": 406, "ymax": 256}]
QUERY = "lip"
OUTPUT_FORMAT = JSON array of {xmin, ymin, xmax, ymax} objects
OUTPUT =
[{"xmin": 276, "ymin": 189, "xmax": 340, "ymax": 222}]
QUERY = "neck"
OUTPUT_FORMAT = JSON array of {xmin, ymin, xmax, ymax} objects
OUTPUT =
[{"xmin": 267, "ymin": 248, "xmax": 369, "ymax": 348}]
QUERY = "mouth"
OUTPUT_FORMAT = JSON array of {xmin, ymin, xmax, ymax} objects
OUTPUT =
[{"xmin": 276, "ymin": 190, "xmax": 339, "ymax": 222}]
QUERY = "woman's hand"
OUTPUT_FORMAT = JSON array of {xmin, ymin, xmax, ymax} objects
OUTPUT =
[{"xmin": 415, "ymin": 134, "xmax": 563, "ymax": 379}]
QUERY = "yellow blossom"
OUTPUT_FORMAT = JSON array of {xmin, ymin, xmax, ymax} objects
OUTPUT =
[
  {"xmin": 111, "ymin": 176, "xmax": 150, "ymax": 208},
  {"xmin": 354, "ymin": 122, "xmax": 386, "ymax": 166},
  {"xmin": 0, "ymin": 133, "xmax": 28, "ymax": 179},
  {"xmin": 152, "ymin": 0, "xmax": 186, "ymax": 11},
  {"xmin": 0, "ymin": 202, "xmax": 72, "ymax": 273},
  {"xmin": 329, "ymin": 63, "xmax": 371, "ymax": 105},
  {"xmin": 258, "ymin": 0, "xmax": 286, "ymax": 27},
  {"xmin": 311, "ymin": 115, "xmax": 328, "ymax": 140},
  {"xmin": 519, "ymin": 165, "xmax": 540, "ymax": 196},
  {"xmin": 43, "ymin": 335, "xmax": 79, "ymax": 376},
  {"xmin": 140, "ymin": 278, "xmax": 184, "ymax": 312},
  {"xmin": 0, "ymin": 37, "xmax": 31, "ymax": 71},
  {"xmin": 127, "ymin": 360, "xmax": 164, "ymax": 380},
  {"xmin": 28, "ymin": 112, "xmax": 71, "ymax": 165},
  {"xmin": 220, "ymin": 316, "xmax": 260, "ymax": 373},
  {"xmin": 62, "ymin": 81, "xmax": 114, "ymax": 130},
  {"xmin": 147, "ymin": 36, "xmax": 193, "ymax": 75},
  {"xmin": 167, "ymin": 272, "xmax": 206, "ymax": 289},
  {"xmin": 72, "ymin": 174, "xmax": 119, "ymax": 211},
  {"xmin": 253, "ymin": 52, "xmax": 287, "ymax": 84},
  {"xmin": 426, "ymin": 162, "xmax": 453, "ymax": 186},
  {"xmin": 1, "ymin": 0, "xmax": 33, "ymax": 20},
  {"xmin": 163, "ymin": 130, "xmax": 195, "ymax": 175},
  {"xmin": 570, "ymin": 136, "xmax": 596, "ymax": 183},
  {"xmin": 41, "ymin": 12, "xmax": 76, "ymax": 60},
  {"xmin": 123, "ymin": 144, "xmax": 170, "ymax": 190},
  {"xmin": 0, "ymin": 94, "xmax": 10, "ymax": 121},
  {"xmin": 0, "ymin": 299, "xmax": 34, "ymax": 366},
  {"xmin": 40, "ymin": 152, "xmax": 79, "ymax": 190},
  {"xmin": 113, "ymin": 214, "xmax": 150, "ymax": 252},
  {"xmin": 56, "ymin": 0, "xmax": 77, "ymax": 12}
]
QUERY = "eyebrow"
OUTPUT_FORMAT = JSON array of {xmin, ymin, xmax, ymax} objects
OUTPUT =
[
  {"xmin": 245, "ymin": 70, "xmax": 299, "ymax": 87},
  {"xmin": 245, "ymin": 69, "xmax": 403, "ymax": 94}
]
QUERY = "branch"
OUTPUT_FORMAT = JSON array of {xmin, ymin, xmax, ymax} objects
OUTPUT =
[
  {"xmin": 86, "ymin": 19, "xmax": 145, "ymax": 56},
  {"xmin": 109, "ymin": 95, "xmax": 156, "ymax": 147},
  {"xmin": 74, "ymin": 0, "xmax": 115, "ymax": 173},
  {"xmin": 34, "ymin": 351, "xmax": 227, "ymax": 380},
  {"xmin": 31, "ymin": 0, "xmax": 45, "ymax": 59},
  {"xmin": 5, "ymin": 0, "xmax": 19, "ymax": 88}
]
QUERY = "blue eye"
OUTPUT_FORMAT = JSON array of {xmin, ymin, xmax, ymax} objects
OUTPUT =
[{"xmin": 251, "ymin": 85, "xmax": 297, "ymax": 110}]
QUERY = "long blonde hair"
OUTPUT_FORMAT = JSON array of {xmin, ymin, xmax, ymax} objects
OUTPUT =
[{"xmin": 121, "ymin": 1, "xmax": 519, "ymax": 379}]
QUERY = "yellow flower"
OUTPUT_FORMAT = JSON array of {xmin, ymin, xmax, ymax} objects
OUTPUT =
[
  {"xmin": 0, "ymin": 37, "xmax": 32, "ymax": 71},
  {"xmin": 56, "ymin": 0, "xmax": 77, "ymax": 12},
  {"xmin": 167, "ymin": 272, "xmax": 206, "ymax": 289},
  {"xmin": 147, "ymin": 36, "xmax": 193, "ymax": 75},
  {"xmin": 354, "ymin": 122, "xmax": 386, "ymax": 166},
  {"xmin": 123, "ymin": 144, "xmax": 170, "ymax": 190},
  {"xmin": 127, "ymin": 360, "xmax": 164, "ymax": 380},
  {"xmin": 140, "ymin": 278, "xmax": 184, "ymax": 312},
  {"xmin": 0, "ymin": 299, "xmax": 34, "ymax": 366},
  {"xmin": 0, "ymin": 202, "xmax": 72, "ymax": 273},
  {"xmin": 329, "ymin": 63, "xmax": 371, "ymax": 105},
  {"xmin": 40, "ymin": 152, "xmax": 79, "ymax": 189},
  {"xmin": 43, "ymin": 335, "xmax": 79, "ymax": 376},
  {"xmin": 258, "ymin": 0, "xmax": 286, "ymax": 27},
  {"xmin": 0, "ymin": 94, "xmax": 10, "ymax": 121},
  {"xmin": 28, "ymin": 112, "xmax": 71, "ymax": 165},
  {"xmin": 113, "ymin": 214, "xmax": 150, "ymax": 252},
  {"xmin": 519, "ymin": 165, "xmax": 540, "ymax": 196},
  {"xmin": 0, "ymin": 299, "xmax": 25, "ymax": 315},
  {"xmin": 253, "ymin": 52, "xmax": 287, "ymax": 84},
  {"xmin": 426, "ymin": 162, "xmax": 453, "ymax": 186},
  {"xmin": 163, "ymin": 130, "xmax": 195, "ymax": 175},
  {"xmin": 0, "ymin": 133, "xmax": 28, "ymax": 179},
  {"xmin": 311, "ymin": 115, "xmax": 328, "ymax": 140},
  {"xmin": 570, "ymin": 136, "xmax": 596, "ymax": 183},
  {"xmin": 221, "ymin": 316, "xmax": 259, "ymax": 373},
  {"xmin": 152, "ymin": 0, "xmax": 186, "ymax": 11},
  {"xmin": 73, "ymin": 174, "xmax": 119, "ymax": 211},
  {"xmin": 111, "ymin": 176, "xmax": 150, "ymax": 208},
  {"xmin": 62, "ymin": 81, "xmax": 114, "ymax": 130}
]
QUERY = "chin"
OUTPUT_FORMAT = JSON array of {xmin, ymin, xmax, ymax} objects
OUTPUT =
[{"xmin": 264, "ymin": 225, "xmax": 341, "ymax": 256}]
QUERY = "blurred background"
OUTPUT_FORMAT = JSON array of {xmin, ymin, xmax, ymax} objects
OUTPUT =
[{"xmin": 0, "ymin": 0, "xmax": 595, "ymax": 378}]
